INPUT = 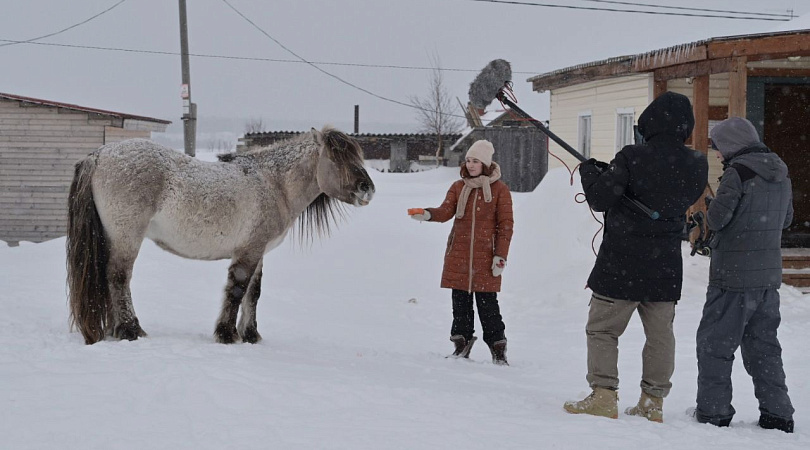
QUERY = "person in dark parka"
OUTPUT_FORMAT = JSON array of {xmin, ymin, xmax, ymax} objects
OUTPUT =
[
  {"xmin": 564, "ymin": 92, "xmax": 708, "ymax": 422},
  {"xmin": 694, "ymin": 117, "xmax": 795, "ymax": 433}
]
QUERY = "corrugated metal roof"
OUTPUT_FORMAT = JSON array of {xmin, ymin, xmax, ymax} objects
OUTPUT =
[
  {"xmin": 245, "ymin": 131, "xmax": 462, "ymax": 139},
  {"xmin": 0, "ymin": 92, "xmax": 171, "ymax": 124}
]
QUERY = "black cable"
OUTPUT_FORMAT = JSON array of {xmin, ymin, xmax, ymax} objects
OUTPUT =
[
  {"xmin": 583, "ymin": 0, "xmax": 794, "ymax": 18},
  {"xmin": 0, "ymin": 38, "xmax": 540, "ymax": 75},
  {"xmin": 0, "ymin": 0, "xmax": 127, "ymax": 49},
  {"xmin": 465, "ymin": 0, "xmax": 791, "ymax": 21},
  {"xmin": 220, "ymin": 0, "xmax": 468, "ymax": 119}
]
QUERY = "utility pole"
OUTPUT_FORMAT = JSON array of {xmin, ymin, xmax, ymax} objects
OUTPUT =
[{"xmin": 178, "ymin": 0, "xmax": 196, "ymax": 156}]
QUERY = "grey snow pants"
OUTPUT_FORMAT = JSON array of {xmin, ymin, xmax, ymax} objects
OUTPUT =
[
  {"xmin": 586, "ymin": 294, "xmax": 676, "ymax": 398},
  {"xmin": 695, "ymin": 286, "xmax": 794, "ymax": 422}
]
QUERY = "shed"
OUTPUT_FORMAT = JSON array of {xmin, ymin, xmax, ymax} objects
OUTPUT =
[
  {"xmin": 0, "ymin": 93, "xmax": 170, "ymax": 245},
  {"xmin": 450, "ymin": 110, "xmax": 548, "ymax": 192}
]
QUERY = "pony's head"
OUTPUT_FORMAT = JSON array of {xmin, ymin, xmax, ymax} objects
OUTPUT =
[{"xmin": 313, "ymin": 126, "xmax": 375, "ymax": 206}]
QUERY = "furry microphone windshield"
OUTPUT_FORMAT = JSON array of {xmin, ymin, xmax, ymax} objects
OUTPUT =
[{"xmin": 468, "ymin": 59, "xmax": 512, "ymax": 110}]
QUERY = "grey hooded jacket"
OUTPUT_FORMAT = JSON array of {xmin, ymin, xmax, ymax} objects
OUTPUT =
[{"xmin": 707, "ymin": 119, "xmax": 793, "ymax": 291}]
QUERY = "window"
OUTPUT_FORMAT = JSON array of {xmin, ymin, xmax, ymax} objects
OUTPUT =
[
  {"xmin": 616, "ymin": 108, "xmax": 635, "ymax": 153},
  {"xmin": 578, "ymin": 113, "xmax": 592, "ymax": 158}
]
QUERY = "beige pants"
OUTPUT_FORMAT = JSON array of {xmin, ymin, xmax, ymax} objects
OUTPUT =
[{"xmin": 585, "ymin": 294, "xmax": 676, "ymax": 398}]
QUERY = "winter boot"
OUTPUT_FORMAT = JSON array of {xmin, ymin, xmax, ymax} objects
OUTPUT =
[
  {"xmin": 693, "ymin": 409, "xmax": 732, "ymax": 428},
  {"xmin": 488, "ymin": 339, "xmax": 508, "ymax": 366},
  {"xmin": 563, "ymin": 387, "xmax": 618, "ymax": 419},
  {"xmin": 449, "ymin": 335, "xmax": 476, "ymax": 358},
  {"xmin": 759, "ymin": 413, "xmax": 794, "ymax": 433},
  {"xmin": 625, "ymin": 392, "xmax": 664, "ymax": 423}
]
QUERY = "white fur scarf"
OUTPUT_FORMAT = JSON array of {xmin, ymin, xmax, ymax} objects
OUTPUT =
[{"xmin": 456, "ymin": 163, "xmax": 502, "ymax": 219}]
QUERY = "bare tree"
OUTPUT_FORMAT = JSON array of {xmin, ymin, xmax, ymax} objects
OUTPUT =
[
  {"xmin": 205, "ymin": 137, "xmax": 234, "ymax": 154},
  {"xmin": 244, "ymin": 117, "xmax": 265, "ymax": 134},
  {"xmin": 410, "ymin": 55, "xmax": 463, "ymax": 165}
]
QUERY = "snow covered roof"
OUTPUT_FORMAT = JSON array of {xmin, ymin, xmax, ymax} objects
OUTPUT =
[
  {"xmin": 450, "ymin": 109, "xmax": 536, "ymax": 152},
  {"xmin": 528, "ymin": 25, "xmax": 810, "ymax": 92},
  {"xmin": 0, "ymin": 92, "xmax": 171, "ymax": 125}
]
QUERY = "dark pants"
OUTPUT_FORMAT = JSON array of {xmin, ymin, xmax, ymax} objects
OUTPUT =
[
  {"xmin": 451, "ymin": 289, "xmax": 505, "ymax": 346},
  {"xmin": 696, "ymin": 286, "xmax": 794, "ymax": 424}
]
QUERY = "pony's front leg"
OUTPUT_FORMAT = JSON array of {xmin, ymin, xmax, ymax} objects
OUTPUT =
[
  {"xmin": 237, "ymin": 259, "xmax": 264, "ymax": 344},
  {"xmin": 215, "ymin": 255, "xmax": 261, "ymax": 344}
]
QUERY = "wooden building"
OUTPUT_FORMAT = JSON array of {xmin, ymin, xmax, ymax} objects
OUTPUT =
[
  {"xmin": 239, "ymin": 131, "xmax": 462, "ymax": 170},
  {"xmin": 529, "ymin": 29, "xmax": 810, "ymax": 246},
  {"xmin": 450, "ymin": 110, "xmax": 548, "ymax": 192},
  {"xmin": 527, "ymin": 27, "xmax": 810, "ymax": 288},
  {"xmin": 0, "ymin": 93, "xmax": 170, "ymax": 245}
]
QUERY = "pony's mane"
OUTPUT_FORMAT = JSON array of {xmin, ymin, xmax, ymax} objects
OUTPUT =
[
  {"xmin": 219, "ymin": 127, "xmax": 365, "ymax": 243},
  {"xmin": 319, "ymin": 126, "xmax": 364, "ymax": 167},
  {"xmin": 216, "ymin": 132, "xmax": 313, "ymax": 163},
  {"xmin": 297, "ymin": 127, "xmax": 364, "ymax": 242}
]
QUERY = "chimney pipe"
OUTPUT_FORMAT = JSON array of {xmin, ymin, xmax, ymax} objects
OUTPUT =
[{"xmin": 354, "ymin": 105, "xmax": 359, "ymax": 134}]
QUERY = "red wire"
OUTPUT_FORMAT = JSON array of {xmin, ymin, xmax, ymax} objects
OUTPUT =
[{"xmin": 496, "ymin": 85, "xmax": 603, "ymax": 257}]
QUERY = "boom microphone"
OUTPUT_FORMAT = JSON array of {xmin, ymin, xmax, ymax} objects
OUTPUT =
[{"xmin": 468, "ymin": 59, "xmax": 512, "ymax": 110}]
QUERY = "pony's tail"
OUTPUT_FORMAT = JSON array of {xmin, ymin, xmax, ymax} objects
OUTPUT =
[{"xmin": 66, "ymin": 155, "xmax": 110, "ymax": 344}]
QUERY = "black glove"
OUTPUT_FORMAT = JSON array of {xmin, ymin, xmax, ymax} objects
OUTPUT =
[
  {"xmin": 704, "ymin": 196, "xmax": 714, "ymax": 208},
  {"xmin": 579, "ymin": 158, "xmax": 609, "ymax": 179}
]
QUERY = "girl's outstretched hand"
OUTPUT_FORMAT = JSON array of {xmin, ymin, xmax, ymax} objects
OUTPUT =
[{"xmin": 408, "ymin": 208, "xmax": 431, "ymax": 221}]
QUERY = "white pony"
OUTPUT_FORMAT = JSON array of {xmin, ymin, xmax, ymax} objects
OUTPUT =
[{"xmin": 67, "ymin": 126, "xmax": 374, "ymax": 345}]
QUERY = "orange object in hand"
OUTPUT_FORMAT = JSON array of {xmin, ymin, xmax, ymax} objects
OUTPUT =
[{"xmin": 408, "ymin": 208, "xmax": 425, "ymax": 216}]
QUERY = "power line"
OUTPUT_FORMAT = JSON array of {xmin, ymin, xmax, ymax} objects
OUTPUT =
[
  {"xmin": 465, "ymin": 0, "xmax": 791, "ymax": 21},
  {"xmin": 0, "ymin": 0, "xmax": 127, "ymax": 49},
  {"xmin": 582, "ymin": 0, "xmax": 794, "ymax": 18},
  {"xmin": 219, "ymin": 0, "xmax": 468, "ymax": 118},
  {"xmin": 0, "ymin": 38, "xmax": 540, "ymax": 75}
]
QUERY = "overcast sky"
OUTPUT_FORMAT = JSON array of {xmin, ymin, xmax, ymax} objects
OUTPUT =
[{"xmin": 1, "ymin": 0, "xmax": 807, "ymax": 134}]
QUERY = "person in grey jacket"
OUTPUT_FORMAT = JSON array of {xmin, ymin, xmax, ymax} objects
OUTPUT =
[{"xmin": 694, "ymin": 117, "xmax": 794, "ymax": 433}]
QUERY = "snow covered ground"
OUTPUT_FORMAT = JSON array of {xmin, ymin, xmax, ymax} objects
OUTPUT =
[{"xmin": 1, "ymin": 165, "xmax": 807, "ymax": 449}]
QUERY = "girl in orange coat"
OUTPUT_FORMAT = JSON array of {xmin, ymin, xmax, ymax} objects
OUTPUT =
[{"xmin": 409, "ymin": 140, "xmax": 514, "ymax": 364}]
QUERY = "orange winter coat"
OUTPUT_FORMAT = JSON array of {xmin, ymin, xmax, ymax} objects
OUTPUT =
[{"xmin": 427, "ymin": 178, "xmax": 514, "ymax": 293}]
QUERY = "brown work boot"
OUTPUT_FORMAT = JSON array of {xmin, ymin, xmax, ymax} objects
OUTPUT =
[
  {"xmin": 489, "ymin": 339, "xmax": 508, "ymax": 366},
  {"xmin": 448, "ymin": 335, "xmax": 476, "ymax": 358},
  {"xmin": 625, "ymin": 392, "xmax": 664, "ymax": 423},
  {"xmin": 563, "ymin": 387, "xmax": 618, "ymax": 419}
]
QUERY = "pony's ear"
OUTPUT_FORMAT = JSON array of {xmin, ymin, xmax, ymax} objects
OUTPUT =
[{"xmin": 311, "ymin": 127, "xmax": 323, "ymax": 147}]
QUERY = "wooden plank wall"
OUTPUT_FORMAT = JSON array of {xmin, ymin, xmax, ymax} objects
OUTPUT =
[
  {"xmin": 548, "ymin": 74, "xmax": 652, "ymax": 169},
  {"xmin": 463, "ymin": 127, "xmax": 549, "ymax": 192},
  {"xmin": 104, "ymin": 126, "xmax": 150, "ymax": 144},
  {"xmin": 0, "ymin": 99, "xmax": 111, "ymax": 244}
]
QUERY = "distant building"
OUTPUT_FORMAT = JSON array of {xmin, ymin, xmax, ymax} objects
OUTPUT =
[
  {"xmin": 450, "ymin": 110, "xmax": 548, "ymax": 193},
  {"xmin": 239, "ymin": 131, "xmax": 462, "ymax": 172},
  {"xmin": 0, "ymin": 92, "xmax": 170, "ymax": 245}
]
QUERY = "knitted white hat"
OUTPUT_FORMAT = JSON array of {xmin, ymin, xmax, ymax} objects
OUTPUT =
[{"xmin": 466, "ymin": 140, "xmax": 495, "ymax": 167}]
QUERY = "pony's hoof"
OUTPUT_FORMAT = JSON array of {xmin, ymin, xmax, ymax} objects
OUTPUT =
[
  {"xmin": 241, "ymin": 327, "xmax": 262, "ymax": 344},
  {"xmin": 214, "ymin": 324, "xmax": 240, "ymax": 344},
  {"xmin": 114, "ymin": 320, "xmax": 146, "ymax": 341}
]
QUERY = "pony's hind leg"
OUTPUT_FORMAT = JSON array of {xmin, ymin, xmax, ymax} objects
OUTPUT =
[
  {"xmin": 107, "ymin": 254, "xmax": 148, "ymax": 340},
  {"xmin": 237, "ymin": 259, "xmax": 264, "ymax": 344},
  {"xmin": 215, "ymin": 254, "xmax": 262, "ymax": 344},
  {"xmin": 102, "ymin": 216, "xmax": 150, "ymax": 341}
]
